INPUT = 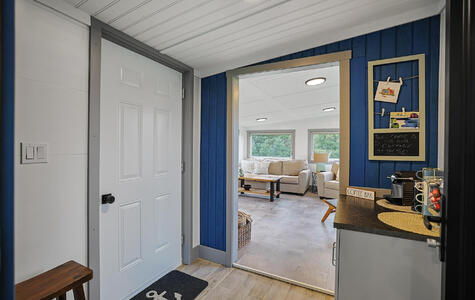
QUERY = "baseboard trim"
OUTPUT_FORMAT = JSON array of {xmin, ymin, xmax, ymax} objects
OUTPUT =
[
  {"xmin": 199, "ymin": 245, "xmax": 226, "ymax": 265},
  {"xmin": 232, "ymin": 263, "xmax": 335, "ymax": 296},
  {"xmin": 190, "ymin": 246, "xmax": 200, "ymax": 263}
]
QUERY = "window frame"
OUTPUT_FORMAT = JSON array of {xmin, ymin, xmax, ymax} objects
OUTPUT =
[
  {"xmin": 308, "ymin": 129, "xmax": 340, "ymax": 162},
  {"xmin": 247, "ymin": 130, "xmax": 296, "ymax": 159}
]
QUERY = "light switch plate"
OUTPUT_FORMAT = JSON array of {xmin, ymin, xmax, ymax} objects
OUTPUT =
[{"xmin": 21, "ymin": 143, "xmax": 48, "ymax": 164}]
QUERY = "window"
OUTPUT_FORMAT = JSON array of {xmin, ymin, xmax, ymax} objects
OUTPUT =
[
  {"xmin": 308, "ymin": 129, "xmax": 340, "ymax": 161},
  {"xmin": 247, "ymin": 130, "xmax": 295, "ymax": 159}
]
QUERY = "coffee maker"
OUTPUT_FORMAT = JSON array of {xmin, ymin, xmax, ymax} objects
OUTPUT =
[{"xmin": 383, "ymin": 171, "xmax": 416, "ymax": 206}]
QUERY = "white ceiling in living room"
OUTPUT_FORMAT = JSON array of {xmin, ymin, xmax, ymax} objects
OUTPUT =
[
  {"xmin": 49, "ymin": 0, "xmax": 443, "ymax": 77},
  {"xmin": 239, "ymin": 64, "xmax": 339, "ymax": 127}
]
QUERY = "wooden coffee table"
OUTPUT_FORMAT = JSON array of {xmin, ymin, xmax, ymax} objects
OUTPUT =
[{"xmin": 239, "ymin": 175, "xmax": 283, "ymax": 202}]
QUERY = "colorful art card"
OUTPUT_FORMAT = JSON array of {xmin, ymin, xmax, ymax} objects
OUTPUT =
[{"xmin": 375, "ymin": 79, "xmax": 402, "ymax": 103}]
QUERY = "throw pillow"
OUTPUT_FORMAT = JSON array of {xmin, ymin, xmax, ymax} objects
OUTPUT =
[
  {"xmin": 336, "ymin": 168, "xmax": 340, "ymax": 181},
  {"xmin": 331, "ymin": 162, "xmax": 340, "ymax": 179},
  {"xmin": 254, "ymin": 161, "xmax": 270, "ymax": 174},
  {"xmin": 241, "ymin": 160, "xmax": 255, "ymax": 174},
  {"xmin": 282, "ymin": 160, "xmax": 306, "ymax": 176}
]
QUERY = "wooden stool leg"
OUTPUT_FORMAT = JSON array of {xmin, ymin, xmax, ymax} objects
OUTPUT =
[
  {"xmin": 73, "ymin": 286, "xmax": 86, "ymax": 300},
  {"xmin": 321, "ymin": 207, "xmax": 334, "ymax": 222},
  {"xmin": 57, "ymin": 294, "xmax": 66, "ymax": 300},
  {"xmin": 321, "ymin": 198, "xmax": 336, "ymax": 223}
]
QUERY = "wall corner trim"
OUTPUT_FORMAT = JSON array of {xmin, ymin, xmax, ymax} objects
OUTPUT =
[{"xmin": 33, "ymin": 0, "xmax": 91, "ymax": 26}]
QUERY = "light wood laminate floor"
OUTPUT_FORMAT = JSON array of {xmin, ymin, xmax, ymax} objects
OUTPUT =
[
  {"xmin": 177, "ymin": 259, "xmax": 334, "ymax": 300},
  {"xmin": 236, "ymin": 191, "xmax": 336, "ymax": 292}
]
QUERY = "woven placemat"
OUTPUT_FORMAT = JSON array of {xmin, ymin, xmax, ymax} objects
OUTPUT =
[
  {"xmin": 377, "ymin": 212, "xmax": 440, "ymax": 237},
  {"xmin": 376, "ymin": 199, "xmax": 417, "ymax": 213}
]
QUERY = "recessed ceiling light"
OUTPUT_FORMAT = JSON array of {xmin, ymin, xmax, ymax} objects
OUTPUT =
[
  {"xmin": 322, "ymin": 106, "xmax": 336, "ymax": 112},
  {"xmin": 256, "ymin": 117, "xmax": 267, "ymax": 122},
  {"xmin": 305, "ymin": 77, "xmax": 326, "ymax": 86}
]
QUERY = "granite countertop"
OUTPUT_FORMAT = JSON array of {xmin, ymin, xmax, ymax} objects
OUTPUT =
[{"xmin": 333, "ymin": 194, "xmax": 438, "ymax": 242}]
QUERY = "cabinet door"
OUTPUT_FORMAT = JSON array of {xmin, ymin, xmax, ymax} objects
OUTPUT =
[{"xmin": 336, "ymin": 229, "xmax": 441, "ymax": 300}]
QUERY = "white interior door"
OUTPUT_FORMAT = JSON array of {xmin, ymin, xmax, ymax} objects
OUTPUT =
[{"xmin": 100, "ymin": 39, "xmax": 182, "ymax": 300}]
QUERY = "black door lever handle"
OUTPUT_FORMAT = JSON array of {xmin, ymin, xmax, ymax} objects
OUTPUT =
[{"xmin": 102, "ymin": 193, "xmax": 115, "ymax": 205}]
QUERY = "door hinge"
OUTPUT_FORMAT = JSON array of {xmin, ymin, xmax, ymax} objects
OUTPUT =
[
  {"xmin": 182, "ymin": 88, "xmax": 185, "ymax": 100},
  {"xmin": 181, "ymin": 235, "xmax": 184, "ymax": 246},
  {"xmin": 181, "ymin": 162, "xmax": 185, "ymax": 173}
]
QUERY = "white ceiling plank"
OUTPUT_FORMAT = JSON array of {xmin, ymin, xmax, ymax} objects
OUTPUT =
[
  {"xmin": 136, "ymin": 0, "xmax": 238, "ymax": 43},
  {"xmin": 153, "ymin": 0, "xmax": 289, "ymax": 50},
  {"xmin": 123, "ymin": 0, "xmax": 213, "ymax": 37},
  {"xmin": 171, "ymin": 0, "xmax": 375, "ymax": 63},
  {"xmin": 180, "ymin": 0, "xmax": 431, "ymax": 66},
  {"xmin": 195, "ymin": 0, "xmax": 441, "ymax": 76},
  {"xmin": 108, "ymin": 0, "xmax": 183, "ymax": 28},
  {"xmin": 161, "ymin": 0, "xmax": 329, "ymax": 56},
  {"xmin": 77, "ymin": 0, "xmax": 118, "ymax": 15},
  {"xmin": 93, "ymin": 0, "xmax": 150, "ymax": 23},
  {"xmin": 55, "ymin": 0, "xmax": 442, "ymax": 76},
  {"xmin": 148, "ymin": 0, "xmax": 283, "ymax": 50}
]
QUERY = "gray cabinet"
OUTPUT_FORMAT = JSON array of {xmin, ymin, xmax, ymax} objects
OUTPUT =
[{"xmin": 334, "ymin": 229, "xmax": 441, "ymax": 300}]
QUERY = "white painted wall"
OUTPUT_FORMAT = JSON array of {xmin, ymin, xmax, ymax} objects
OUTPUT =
[
  {"xmin": 240, "ymin": 114, "xmax": 339, "ymax": 161},
  {"xmin": 15, "ymin": 0, "xmax": 89, "ymax": 285},
  {"xmin": 192, "ymin": 76, "xmax": 201, "ymax": 247}
]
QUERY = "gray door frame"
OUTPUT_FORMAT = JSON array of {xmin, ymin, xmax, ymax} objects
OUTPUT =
[
  {"xmin": 88, "ymin": 18, "xmax": 194, "ymax": 299},
  {"xmin": 225, "ymin": 51, "xmax": 352, "ymax": 267}
]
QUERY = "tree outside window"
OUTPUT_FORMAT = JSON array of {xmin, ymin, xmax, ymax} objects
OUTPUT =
[
  {"xmin": 248, "ymin": 131, "xmax": 294, "ymax": 158},
  {"xmin": 311, "ymin": 131, "xmax": 340, "ymax": 159}
]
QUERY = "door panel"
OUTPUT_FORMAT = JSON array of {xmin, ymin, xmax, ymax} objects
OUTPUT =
[{"xmin": 100, "ymin": 39, "xmax": 182, "ymax": 300}]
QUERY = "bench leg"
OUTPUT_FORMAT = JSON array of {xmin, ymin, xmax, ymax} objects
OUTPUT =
[
  {"xmin": 73, "ymin": 286, "xmax": 86, "ymax": 300},
  {"xmin": 57, "ymin": 294, "xmax": 66, "ymax": 300}
]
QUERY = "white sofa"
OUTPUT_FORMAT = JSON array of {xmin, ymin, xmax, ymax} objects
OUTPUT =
[
  {"xmin": 316, "ymin": 162, "xmax": 340, "ymax": 199},
  {"xmin": 240, "ymin": 159, "xmax": 311, "ymax": 195}
]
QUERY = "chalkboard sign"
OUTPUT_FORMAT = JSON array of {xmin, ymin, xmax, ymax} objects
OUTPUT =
[{"xmin": 373, "ymin": 132, "xmax": 419, "ymax": 156}]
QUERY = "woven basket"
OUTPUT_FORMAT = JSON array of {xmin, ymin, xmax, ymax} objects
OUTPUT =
[{"xmin": 238, "ymin": 211, "xmax": 252, "ymax": 249}]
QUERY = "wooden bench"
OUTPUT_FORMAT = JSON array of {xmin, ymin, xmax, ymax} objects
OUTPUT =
[{"xmin": 15, "ymin": 260, "xmax": 93, "ymax": 300}]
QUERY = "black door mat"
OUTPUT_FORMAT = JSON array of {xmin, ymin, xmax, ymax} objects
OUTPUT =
[{"xmin": 131, "ymin": 270, "xmax": 208, "ymax": 300}]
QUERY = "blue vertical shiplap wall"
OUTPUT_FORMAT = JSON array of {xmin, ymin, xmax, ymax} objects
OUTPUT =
[
  {"xmin": 201, "ymin": 16, "xmax": 440, "ymax": 250},
  {"xmin": 200, "ymin": 73, "xmax": 227, "ymax": 251}
]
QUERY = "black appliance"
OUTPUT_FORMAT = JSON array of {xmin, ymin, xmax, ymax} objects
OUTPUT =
[{"xmin": 383, "ymin": 171, "xmax": 416, "ymax": 206}]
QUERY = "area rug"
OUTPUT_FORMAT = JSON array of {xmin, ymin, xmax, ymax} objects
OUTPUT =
[{"xmin": 131, "ymin": 270, "xmax": 208, "ymax": 300}]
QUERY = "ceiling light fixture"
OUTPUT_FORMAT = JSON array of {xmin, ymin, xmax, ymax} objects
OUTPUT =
[
  {"xmin": 322, "ymin": 106, "xmax": 336, "ymax": 112},
  {"xmin": 256, "ymin": 117, "xmax": 267, "ymax": 122},
  {"xmin": 305, "ymin": 77, "xmax": 326, "ymax": 86}
]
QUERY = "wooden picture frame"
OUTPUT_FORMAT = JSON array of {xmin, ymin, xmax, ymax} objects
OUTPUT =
[{"xmin": 368, "ymin": 54, "xmax": 426, "ymax": 161}]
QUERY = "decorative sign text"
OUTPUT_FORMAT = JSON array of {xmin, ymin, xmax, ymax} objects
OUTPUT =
[{"xmin": 346, "ymin": 187, "xmax": 375, "ymax": 200}]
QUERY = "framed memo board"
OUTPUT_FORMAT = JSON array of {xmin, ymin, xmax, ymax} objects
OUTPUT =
[{"xmin": 368, "ymin": 54, "xmax": 426, "ymax": 161}]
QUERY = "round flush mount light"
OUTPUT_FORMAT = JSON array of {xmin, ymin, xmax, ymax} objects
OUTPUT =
[
  {"xmin": 322, "ymin": 106, "xmax": 336, "ymax": 112},
  {"xmin": 256, "ymin": 117, "xmax": 268, "ymax": 122},
  {"xmin": 305, "ymin": 77, "xmax": 326, "ymax": 86}
]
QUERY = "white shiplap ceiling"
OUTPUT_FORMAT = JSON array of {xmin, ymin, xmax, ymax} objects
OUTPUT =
[
  {"xmin": 239, "ymin": 64, "xmax": 339, "ymax": 128},
  {"xmin": 54, "ymin": 0, "xmax": 443, "ymax": 77}
]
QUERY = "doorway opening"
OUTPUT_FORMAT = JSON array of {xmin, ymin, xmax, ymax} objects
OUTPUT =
[
  {"xmin": 236, "ymin": 63, "xmax": 340, "ymax": 293},
  {"xmin": 225, "ymin": 51, "xmax": 352, "ymax": 295}
]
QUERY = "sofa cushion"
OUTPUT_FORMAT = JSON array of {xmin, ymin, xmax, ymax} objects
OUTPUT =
[
  {"xmin": 241, "ymin": 160, "xmax": 255, "ymax": 174},
  {"xmin": 253, "ymin": 161, "xmax": 270, "ymax": 174},
  {"xmin": 282, "ymin": 160, "xmax": 306, "ymax": 176},
  {"xmin": 268, "ymin": 161, "xmax": 283, "ymax": 175},
  {"xmin": 326, "ymin": 180, "xmax": 340, "ymax": 190},
  {"xmin": 280, "ymin": 175, "xmax": 299, "ymax": 184}
]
